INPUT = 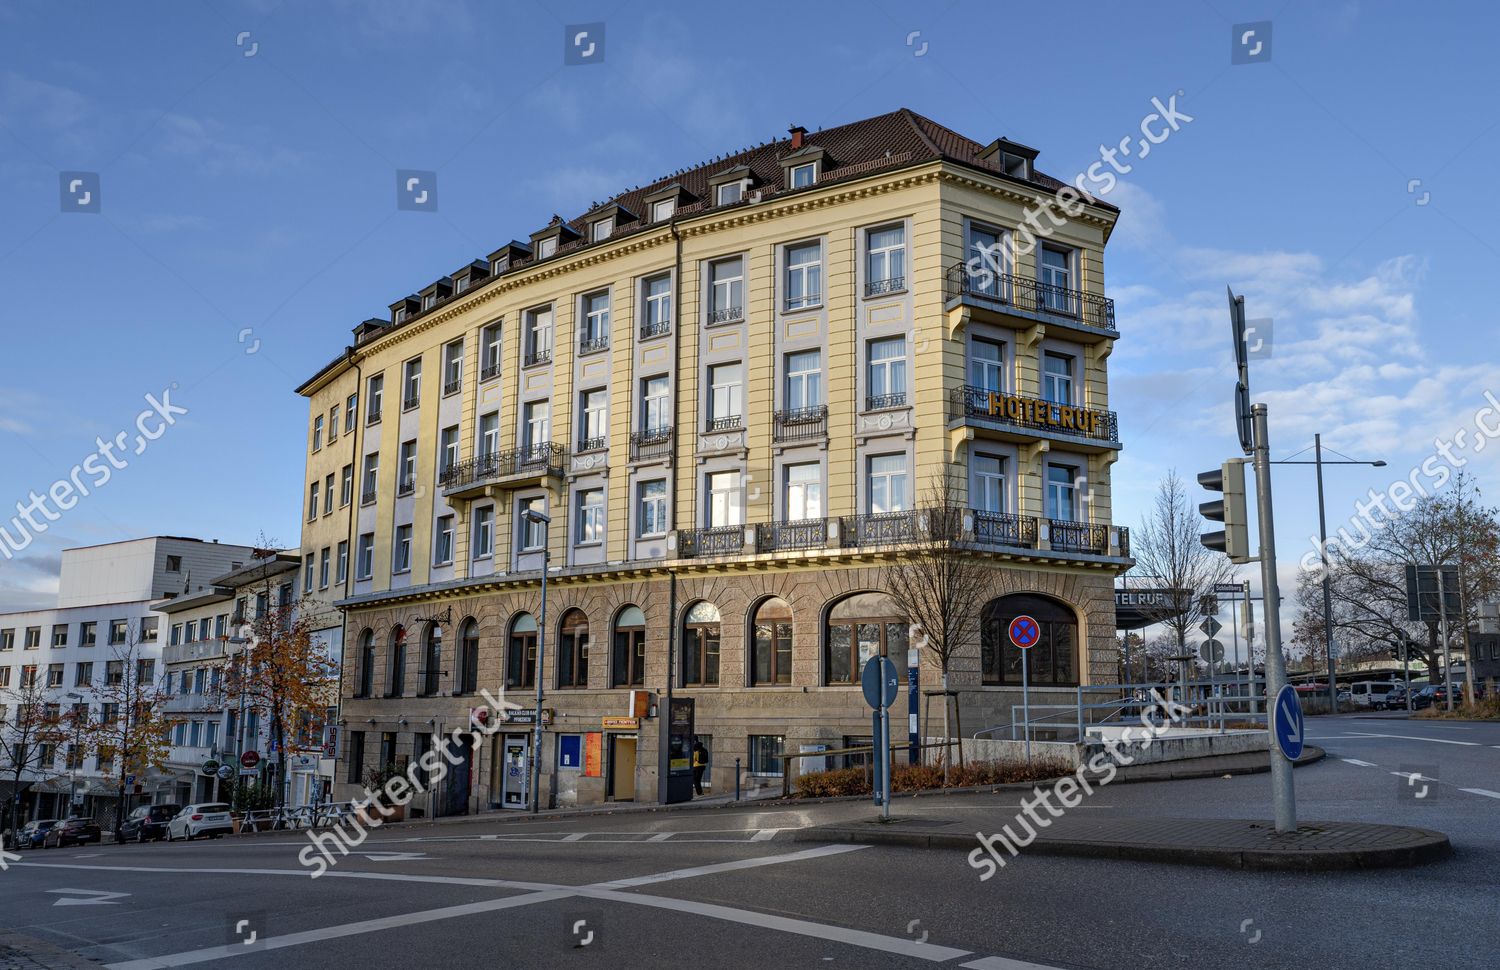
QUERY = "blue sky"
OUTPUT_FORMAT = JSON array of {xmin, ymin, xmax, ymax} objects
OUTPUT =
[{"xmin": 1, "ymin": 0, "xmax": 1496, "ymax": 613}]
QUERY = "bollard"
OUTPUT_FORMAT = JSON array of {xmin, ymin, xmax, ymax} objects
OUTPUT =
[{"xmin": 735, "ymin": 758, "xmax": 741, "ymax": 801}]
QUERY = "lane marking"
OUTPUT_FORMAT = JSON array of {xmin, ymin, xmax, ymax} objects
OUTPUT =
[
  {"xmin": 646, "ymin": 833, "xmax": 674, "ymax": 842},
  {"xmin": 562, "ymin": 833, "xmax": 588, "ymax": 842},
  {"xmin": 1459, "ymin": 788, "xmax": 1500, "ymax": 799},
  {"xmin": 11, "ymin": 862, "xmax": 561, "ymax": 892},
  {"xmin": 1344, "ymin": 732, "xmax": 1479, "ymax": 746},
  {"xmin": 751, "ymin": 828, "xmax": 779, "ymax": 841},
  {"xmin": 962, "ymin": 957, "xmax": 1069, "ymax": 970},
  {"xmin": 592, "ymin": 844, "xmax": 867, "ymax": 889},
  {"xmin": 1340, "ymin": 759, "xmax": 1378, "ymax": 767}
]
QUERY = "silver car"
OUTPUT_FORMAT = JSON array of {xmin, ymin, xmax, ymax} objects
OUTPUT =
[{"xmin": 166, "ymin": 803, "xmax": 234, "ymax": 841}]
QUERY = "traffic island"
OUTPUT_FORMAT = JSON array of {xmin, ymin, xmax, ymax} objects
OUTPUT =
[{"xmin": 794, "ymin": 814, "xmax": 1452, "ymax": 871}]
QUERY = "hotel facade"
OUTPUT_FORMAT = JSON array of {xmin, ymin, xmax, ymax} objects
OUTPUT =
[{"xmin": 297, "ymin": 110, "xmax": 1130, "ymax": 812}]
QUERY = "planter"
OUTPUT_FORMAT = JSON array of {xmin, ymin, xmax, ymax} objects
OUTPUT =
[
  {"xmin": 355, "ymin": 801, "xmax": 405, "ymax": 826},
  {"xmin": 231, "ymin": 816, "xmax": 243, "ymax": 835}
]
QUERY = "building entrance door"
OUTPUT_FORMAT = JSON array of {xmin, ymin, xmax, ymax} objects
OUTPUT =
[
  {"xmin": 608, "ymin": 735, "xmax": 636, "ymax": 801},
  {"xmin": 500, "ymin": 734, "xmax": 530, "ymax": 809}
]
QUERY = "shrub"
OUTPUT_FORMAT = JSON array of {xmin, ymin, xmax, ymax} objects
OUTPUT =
[{"xmin": 792, "ymin": 757, "xmax": 1071, "ymax": 798}]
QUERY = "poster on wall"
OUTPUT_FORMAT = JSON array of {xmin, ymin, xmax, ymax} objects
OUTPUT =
[{"xmin": 584, "ymin": 733, "xmax": 602, "ymax": 778}]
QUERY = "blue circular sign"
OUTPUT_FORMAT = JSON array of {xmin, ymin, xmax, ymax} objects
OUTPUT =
[
  {"xmin": 1271, "ymin": 684, "xmax": 1305, "ymax": 761},
  {"xmin": 1008, "ymin": 615, "xmax": 1041, "ymax": 651}
]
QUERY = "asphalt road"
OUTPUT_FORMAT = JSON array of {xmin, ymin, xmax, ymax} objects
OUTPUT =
[{"xmin": 1, "ymin": 713, "xmax": 1494, "ymax": 970}]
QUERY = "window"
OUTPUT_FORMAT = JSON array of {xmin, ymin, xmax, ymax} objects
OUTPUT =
[
  {"xmin": 538, "ymin": 236, "xmax": 557, "ymax": 259},
  {"xmin": 558, "ymin": 609, "xmax": 589, "ymax": 688},
  {"xmin": 1046, "ymin": 463, "xmax": 1079, "ymax": 521},
  {"xmin": 973, "ymin": 453, "xmax": 1007, "ymax": 513},
  {"xmin": 0, "ymin": 667, "xmax": 9, "ymax": 687},
  {"xmin": 519, "ymin": 496, "xmax": 547, "ymax": 551},
  {"xmin": 752, "ymin": 598, "xmax": 793, "ymax": 686},
  {"xmin": 707, "ymin": 257, "xmax": 744, "ymax": 323},
  {"xmin": 643, "ymin": 273, "xmax": 671, "ymax": 337},
  {"xmin": 867, "ymin": 337, "xmax": 907, "ymax": 408},
  {"xmin": 440, "ymin": 426, "xmax": 459, "ymax": 476},
  {"xmin": 784, "ymin": 350, "xmax": 822, "ymax": 411},
  {"xmin": 457, "ymin": 619, "xmax": 479, "ymax": 695},
  {"xmin": 393, "ymin": 525, "xmax": 413, "ymax": 573},
  {"xmin": 682, "ymin": 601, "xmax": 720, "ymax": 686},
  {"xmin": 524, "ymin": 306, "xmax": 553, "ymax": 364},
  {"xmin": 970, "ymin": 338, "xmax": 1005, "ymax": 393},
  {"xmin": 715, "ymin": 181, "xmax": 742, "ymax": 206},
  {"xmin": 345, "ymin": 393, "xmax": 358, "ymax": 433},
  {"xmin": 0, "ymin": 629, "xmax": 11, "ymax": 651},
  {"xmin": 166, "ymin": 554, "xmax": 182, "ymax": 573},
  {"xmin": 24, "ymin": 627, "xmax": 40, "ymax": 649},
  {"xmin": 637, "ymin": 480, "xmax": 667, "ymax": 537},
  {"xmin": 397, "ymin": 440, "xmax": 417, "ymax": 495},
  {"xmin": 105, "ymin": 659, "xmax": 124, "ymax": 684},
  {"xmin": 866, "ymin": 224, "xmax": 905, "ymax": 293},
  {"xmin": 319, "ymin": 547, "xmax": 331, "ymax": 589},
  {"xmin": 420, "ymin": 624, "xmax": 442, "ymax": 696},
  {"xmin": 307, "ymin": 481, "xmax": 320, "ymax": 522},
  {"xmin": 591, "ymin": 217, "xmax": 613, "ymax": 242},
  {"xmin": 982, "ymin": 594, "xmax": 1078, "ymax": 686},
  {"xmin": 968, "ymin": 222, "xmax": 1007, "ymax": 297},
  {"xmin": 651, "ymin": 198, "xmax": 675, "ymax": 222},
  {"xmin": 576, "ymin": 488, "xmax": 605, "ymax": 545},
  {"xmin": 46, "ymin": 664, "xmax": 63, "ymax": 688},
  {"xmin": 706, "ymin": 471, "xmax": 743, "ymax": 528},
  {"xmin": 748, "ymin": 734, "xmax": 784, "ymax": 775},
  {"xmin": 402, "ymin": 358, "xmax": 422, "ymax": 410},
  {"xmin": 366, "ymin": 374, "xmax": 384, "ymax": 424},
  {"xmin": 479, "ymin": 411, "xmax": 500, "ymax": 459},
  {"xmin": 473, "ymin": 506, "xmax": 495, "ymax": 558},
  {"xmin": 1042, "ymin": 352, "xmax": 1075, "ymax": 405},
  {"xmin": 523, "ymin": 401, "xmax": 550, "ymax": 454},
  {"xmin": 784, "ymin": 462, "xmax": 823, "ymax": 521},
  {"xmin": 77, "ymin": 622, "xmax": 94, "ymax": 648},
  {"xmin": 328, "ymin": 405, "xmax": 339, "ymax": 443},
  {"xmin": 340, "ymin": 464, "xmax": 354, "ymax": 507},
  {"xmin": 868, "ymin": 454, "xmax": 909, "ymax": 514},
  {"xmin": 356, "ymin": 533, "xmax": 375, "ymax": 580},
  {"xmin": 580, "ymin": 290, "xmax": 610, "ymax": 351},
  {"xmin": 789, "ymin": 162, "xmax": 816, "ymax": 188},
  {"xmin": 74, "ymin": 661, "xmax": 92, "ymax": 687},
  {"xmin": 1040, "ymin": 245, "xmax": 1073, "ymax": 310},
  {"xmin": 324, "ymin": 473, "xmax": 335, "ymax": 515},
  {"xmin": 355, "ymin": 630, "xmax": 375, "ymax": 697},
  {"xmin": 312, "ymin": 415, "xmax": 324, "ymax": 451},
  {"xmin": 387, "ymin": 627, "xmax": 407, "ymax": 697},
  {"xmin": 642, "ymin": 376, "xmax": 670, "ymax": 433},
  {"xmin": 108, "ymin": 620, "xmax": 127, "ymax": 646},
  {"xmin": 579, "ymin": 389, "xmax": 608, "ymax": 449},
  {"xmin": 825, "ymin": 592, "xmax": 908, "ymax": 685},
  {"xmin": 213, "ymin": 614, "xmax": 226, "ymax": 638},
  {"xmin": 707, "ymin": 362, "xmax": 743, "ymax": 430},
  {"xmin": 336, "ymin": 541, "xmax": 349, "ymax": 584},
  {"xmin": 51, "ymin": 624, "xmax": 67, "ymax": 648},
  {"xmin": 361, "ymin": 453, "xmax": 379, "ymax": 505},
  {"xmin": 507, "ymin": 613, "xmax": 538, "ymax": 688},
  {"xmin": 189, "ymin": 721, "xmax": 202, "ymax": 747},
  {"xmin": 784, "ymin": 241, "xmax": 822, "ymax": 310},
  {"xmin": 480, "ymin": 322, "xmax": 503, "ymax": 381},
  {"xmin": 303, "ymin": 554, "xmax": 314, "ymax": 593},
  {"xmin": 434, "ymin": 515, "xmax": 454, "ymax": 565},
  {"xmin": 442, "ymin": 339, "xmax": 464, "ymax": 395},
  {"xmin": 20, "ymin": 665, "xmax": 38, "ymax": 687},
  {"xmin": 611, "ymin": 605, "xmax": 646, "ymax": 687}
]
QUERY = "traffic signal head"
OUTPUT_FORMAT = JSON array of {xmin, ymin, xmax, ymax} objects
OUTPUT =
[{"xmin": 1199, "ymin": 458, "xmax": 1252, "ymax": 563}]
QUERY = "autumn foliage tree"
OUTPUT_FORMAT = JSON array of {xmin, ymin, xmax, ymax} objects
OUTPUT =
[
  {"xmin": 0, "ymin": 676, "xmax": 63, "ymax": 832},
  {"xmin": 82, "ymin": 624, "xmax": 173, "ymax": 840}
]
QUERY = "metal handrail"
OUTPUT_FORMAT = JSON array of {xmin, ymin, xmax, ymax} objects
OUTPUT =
[
  {"xmin": 949, "ymin": 385, "xmax": 1119, "ymax": 442},
  {"xmin": 944, "ymin": 263, "xmax": 1117, "ymax": 332}
]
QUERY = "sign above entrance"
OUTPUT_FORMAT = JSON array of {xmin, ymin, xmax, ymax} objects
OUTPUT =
[
  {"xmin": 602, "ymin": 716, "xmax": 639, "ymax": 730},
  {"xmin": 502, "ymin": 709, "xmax": 554, "ymax": 725},
  {"xmin": 1114, "ymin": 587, "xmax": 1193, "ymax": 630}
]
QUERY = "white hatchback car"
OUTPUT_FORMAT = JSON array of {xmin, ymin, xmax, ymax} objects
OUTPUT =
[{"xmin": 166, "ymin": 803, "xmax": 234, "ymax": 841}]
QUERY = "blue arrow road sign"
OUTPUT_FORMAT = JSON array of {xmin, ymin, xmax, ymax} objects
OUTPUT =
[
  {"xmin": 862, "ymin": 656, "xmax": 899, "ymax": 709},
  {"xmin": 1271, "ymin": 684, "xmax": 1305, "ymax": 761}
]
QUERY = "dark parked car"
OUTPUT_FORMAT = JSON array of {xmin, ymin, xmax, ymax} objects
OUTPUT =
[
  {"xmin": 1377, "ymin": 686, "xmax": 1410, "ymax": 710},
  {"xmin": 15, "ymin": 819, "xmax": 60, "ymax": 849},
  {"xmin": 1411, "ymin": 685, "xmax": 1441, "ymax": 710},
  {"xmin": 120, "ymin": 803, "xmax": 181, "ymax": 843},
  {"xmin": 43, "ymin": 817, "xmax": 101, "ymax": 848}
]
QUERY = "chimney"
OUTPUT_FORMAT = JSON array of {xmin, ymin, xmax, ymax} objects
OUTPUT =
[{"xmin": 788, "ymin": 125, "xmax": 807, "ymax": 149}]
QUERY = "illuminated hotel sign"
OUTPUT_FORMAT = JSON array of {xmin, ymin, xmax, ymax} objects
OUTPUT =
[{"xmin": 984, "ymin": 391, "xmax": 1104, "ymax": 437}]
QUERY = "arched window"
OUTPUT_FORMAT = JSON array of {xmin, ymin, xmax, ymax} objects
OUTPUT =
[
  {"xmin": 612, "ymin": 605, "xmax": 646, "ymax": 687},
  {"xmin": 558, "ymin": 609, "xmax": 590, "ymax": 688},
  {"xmin": 682, "ymin": 601, "xmax": 720, "ymax": 687},
  {"xmin": 751, "ymin": 598, "xmax": 793, "ymax": 686},
  {"xmin": 356, "ymin": 629, "xmax": 375, "ymax": 697},
  {"xmin": 419, "ymin": 624, "xmax": 443, "ymax": 696},
  {"xmin": 824, "ymin": 592, "xmax": 908, "ymax": 685},
  {"xmin": 388, "ymin": 625, "xmax": 407, "ymax": 697},
  {"xmin": 981, "ymin": 594, "xmax": 1078, "ymax": 687},
  {"xmin": 507, "ymin": 613, "xmax": 537, "ymax": 689},
  {"xmin": 457, "ymin": 618, "xmax": 479, "ymax": 695}
]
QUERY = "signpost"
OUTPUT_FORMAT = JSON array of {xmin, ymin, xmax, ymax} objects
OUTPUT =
[
  {"xmin": 906, "ymin": 647, "xmax": 919, "ymax": 765},
  {"xmin": 1200, "ymin": 616, "xmax": 1222, "ymax": 639},
  {"xmin": 1008, "ymin": 615, "xmax": 1041, "ymax": 763},
  {"xmin": 239, "ymin": 750, "xmax": 260, "ymax": 771},
  {"xmin": 861, "ymin": 656, "xmax": 898, "ymax": 819},
  {"xmin": 1271, "ymin": 684, "xmax": 1305, "ymax": 761},
  {"xmin": 1200, "ymin": 639, "xmax": 1225, "ymax": 664}
]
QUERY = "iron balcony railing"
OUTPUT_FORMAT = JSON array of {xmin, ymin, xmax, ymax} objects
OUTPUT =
[
  {"xmin": 640, "ymin": 317, "xmax": 671, "ymax": 339},
  {"xmin": 439, "ymin": 443, "xmax": 568, "ymax": 489},
  {"xmin": 579, "ymin": 335, "xmax": 609, "ymax": 355},
  {"xmin": 480, "ymin": 361, "xmax": 501, "ymax": 382},
  {"xmin": 706, "ymin": 305, "xmax": 743, "ymax": 325},
  {"xmin": 757, "ymin": 517, "xmax": 829, "ymax": 553},
  {"xmin": 366, "ymin": 408, "xmax": 382, "ymax": 425},
  {"xmin": 1048, "ymin": 519, "xmax": 1110, "ymax": 555},
  {"xmin": 865, "ymin": 276, "xmax": 905, "ymax": 296},
  {"xmin": 973, "ymin": 511, "xmax": 1037, "ymax": 548},
  {"xmin": 944, "ymin": 263, "xmax": 1117, "ymax": 332},
  {"xmin": 706, "ymin": 414, "xmax": 743, "ymax": 433},
  {"xmin": 785, "ymin": 293, "xmax": 822, "ymax": 312},
  {"xmin": 950, "ymin": 385, "xmax": 1119, "ymax": 443},
  {"xmin": 678, "ymin": 525, "xmax": 744, "ymax": 558},
  {"xmin": 523, "ymin": 348, "xmax": 552, "ymax": 367},
  {"xmin": 443, "ymin": 377, "xmax": 461, "ymax": 396},
  {"xmin": 396, "ymin": 475, "xmax": 416, "ymax": 497},
  {"xmin": 630, "ymin": 427, "xmax": 674, "ymax": 462},
  {"xmin": 402, "ymin": 394, "xmax": 420, "ymax": 411},
  {"xmin": 866, "ymin": 392, "xmax": 907, "ymax": 411},
  {"xmin": 841, "ymin": 510, "xmax": 921, "ymax": 547},
  {"xmin": 576, "ymin": 435, "xmax": 607, "ymax": 452},
  {"xmin": 772, "ymin": 405, "xmax": 827, "ymax": 442}
]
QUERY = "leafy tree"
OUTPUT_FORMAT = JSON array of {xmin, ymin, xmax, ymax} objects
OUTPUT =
[{"xmin": 81, "ymin": 624, "xmax": 172, "ymax": 840}]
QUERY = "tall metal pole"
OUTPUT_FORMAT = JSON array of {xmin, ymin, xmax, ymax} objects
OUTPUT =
[
  {"xmin": 530, "ymin": 548, "xmax": 548, "ymax": 813},
  {"xmin": 1252, "ymin": 403, "xmax": 1296, "ymax": 833},
  {"xmin": 1437, "ymin": 567, "xmax": 1453, "ymax": 713},
  {"xmin": 1314, "ymin": 434, "xmax": 1338, "ymax": 715},
  {"xmin": 1230, "ymin": 587, "xmax": 1242, "ymax": 714}
]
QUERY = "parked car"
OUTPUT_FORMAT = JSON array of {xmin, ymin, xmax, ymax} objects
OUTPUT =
[
  {"xmin": 1337, "ymin": 689, "xmax": 1353, "ymax": 705},
  {"xmin": 1411, "ymin": 685, "xmax": 1441, "ymax": 710},
  {"xmin": 166, "ymin": 803, "xmax": 233, "ymax": 841},
  {"xmin": 14, "ymin": 819, "xmax": 59, "ymax": 849},
  {"xmin": 1376, "ymin": 685, "xmax": 1410, "ymax": 710},
  {"xmin": 120, "ymin": 803, "xmax": 181, "ymax": 843},
  {"xmin": 43, "ymin": 817, "xmax": 101, "ymax": 848}
]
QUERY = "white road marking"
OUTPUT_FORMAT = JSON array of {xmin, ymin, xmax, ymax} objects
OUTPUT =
[
  {"xmin": 1345, "ymin": 732, "xmax": 1479, "ymax": 746},
  {"xmin": 562, "ymin": 832, "xmax": 588, "ymax": 842},
  {"xmin": 359, "ymin": 852, "xmax": 428, "ymax": 862},
  {"xmin": 962, "ymin": 957, "xmax": 1068, "ymax": 970},
  {"xmin": 646, "ymin": 832, "xmax": 674, "ymax": 842},
  {"xmin": 591, "ymin": 844, "xmax": 866, "ymax": 889},
  {"xmin": 12, "ymin": 862, "xmax": 562, "ymax": 892},
  {"xmin": 751, "ymin": 828, "xmax": 779, "ymax": 841},
  {"xmin": 1459, "ymin": 788, "xmax": 1500, "ymax": 799},
  {"xmin": 1340, "ymin": 759, "xmax": 1378, "ymax": 767},
  {"xmin": 48, "ymin": 888, "xmax": 130, "ymax": 906}
]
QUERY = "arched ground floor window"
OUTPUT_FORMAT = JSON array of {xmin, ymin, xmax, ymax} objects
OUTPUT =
[{"xmin": 980, "ymin": 593, "xmax": 1079, "ymax": 686}]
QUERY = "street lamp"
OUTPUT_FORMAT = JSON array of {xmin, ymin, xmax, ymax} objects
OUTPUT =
[
  {"xmin": 1273, "ymin": 434, "xmax": 1386, "ymax": 715},
  {"xmin": 220, "ymin": 635, "xmax": 251, "ymax": 801},
  {"xmin": 520, "ymin": 507, "xmax": 551, "ymax": 814},
  {"xmin": 65, "ymin": 692, "xmax": 83, "ymax": 814}
]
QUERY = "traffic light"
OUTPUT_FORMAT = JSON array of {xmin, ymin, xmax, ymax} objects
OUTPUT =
[{"xmin": 1199, "ymin": 458, "xmax": 1252, "ymax": 563}]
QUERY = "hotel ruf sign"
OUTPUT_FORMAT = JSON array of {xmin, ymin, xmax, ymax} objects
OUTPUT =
[{"xmin": 984, "ymin": 390, "xmax": 1103, "ymax": 437}]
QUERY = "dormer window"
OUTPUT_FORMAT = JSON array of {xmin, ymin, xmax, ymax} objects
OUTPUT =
[
  {"xmin": 591, "ymin": 217, "xmax": 613, "ymax": 242},
  {"xmin": 492, "ymin": 255, "xmax": 509, "ymax": 274},
  {"xmin": 790, "ymin": 162, "xmax": 817, "ymax": 188},
  {"xmin": 651, "ymin": 198, "xmax": 675, "ymax": 222},
  {"xmin": 538, "ymin": 237, "xmax": 557, "ymax": 258},
  {"xmin": 422, "ymin": 293, "xmax": 436, "ymax": 310},
  {"xmin": 396, "ymin": 307, "xmax": 409, "ymax": 322},
  {"xmin": 716, "ymin": 182, "xmax": 742, "ymax": 206},
  {"xmin": 455, "ymin": 276, "xmax": 469, "ymax": 293},
  {"xmin": 1001, "ymin": 152, "xmax": 1030, "ymax": 179}
]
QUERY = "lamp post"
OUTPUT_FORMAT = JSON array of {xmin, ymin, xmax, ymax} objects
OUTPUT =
[
  {"xmin": 65, "ymin": 692, "xmax": 83, "ymax": 814},
  {"xmin": 221, "ymin": 634, "xmax": 251, "ymax": 800},
  {"xmin": 1273, "ymin": 435, "xmax": 1385, "ymax": 715},
  {"xmin": 521, "ymin": 507, "xmax": 551, "ymax": 814}
]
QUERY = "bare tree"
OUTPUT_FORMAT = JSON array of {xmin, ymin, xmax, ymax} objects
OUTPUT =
[
  {"xmin": 82, "ymin": 623, "xmax": 172, "ymax": 841},
  {"xmin": 0, "ymin": 676, "xmax": 63, "ymax": 833},
  {"xmin": 886, "ymin": 469, "xmax": 992, "ymax": 779},
  {"xmin": 1129, "ymin": 470, "xmax": 1238, "ymax": 678}
]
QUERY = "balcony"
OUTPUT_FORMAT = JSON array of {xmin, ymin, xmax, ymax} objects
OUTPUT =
[
  {"xmin": 640, "ymin": 318, "xmax": 671, "ymax": 340},
  {"xmin": 772, "ymin": 405, "xmax": 827, "ymax": 443},
  {"xmin": 576, "ymin": 435, "xmax": 607, "ymax": 453},
  {"xmin": 630, "ymin": 427, "xmax": 674, "ymax": 463},
  {"xmin": 944, "ymin": 263, "xmax": 1116, "ymax": 337},
  {"xmin": 443, "ymin": 377, "xmax": 462, "ymax": 396},
  {"xmin": 949, "ymin": 385, "xmax": 1120, "ymax": 451},
  {"xmin": 523, "ymin": 348, "xmax": 552, "ymax": 368},
  {"xmin": 396, "ymin": 474, "xmax": 416, "ymax": 497},
  {"xmin": 402, "ymin": 394, "xmax": 420, "ymax": 412},
  {"xmin": 579, "ymin": 335, "xmax": 609, "ymax": 355},
  {"xmin": 1048, "ymin": 519, "xmax": 1109, "ymax": 555},
  {"xmin": 678, "ymin": 525, "xmax": 746, "ymax": 558},
  {"xmin": 972, "ymin": 511, "xmax": 1037, "ymax": 549},
  {"xmin": 840, "ymin": 510, "xmax": 922, "ymax": 547},
  {"xmin": 866, "ymin": 392, "xmax": 907, "ymax": 411},
  {"xmin": 440, "ymin": 443, "xmax": 568, "ymax": 497},
  {"xmin": 756, "ymin": 517, "xmax": 829, "ymax": 553},
  {"xmin": 480, "ymin": 361, "xmax": 502, "ymax": 383},
  {"xmin": 865, "ymin": 276, "xmax": 905, "ymax": 297},
  {"xmin": 706, "ymin": 305, "xmax": 743, "ymax": 326},
  {"xmin": 705, "ymin": 414, "xmax": 743, "ymax": 434}
]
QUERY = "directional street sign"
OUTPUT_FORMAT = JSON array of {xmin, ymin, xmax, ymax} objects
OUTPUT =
[
  {"xmin": 1008, "ymin": 615, "xmax": 1041, "ymax": 651},
  {"xmin": 1199, "ymin": 616, "xmax": 1223, "ymax": 639},
  {"xmin": 1271, "ymin": 684, "xmax": 1305, "ymax": 761},
  {"xmin": 1200, "ymin": 639, "xmax": 1225, "ymax": 664},
  {"xmin": 1214, "ymin": 582, "xmax": 1244, "ymax": 594}
]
